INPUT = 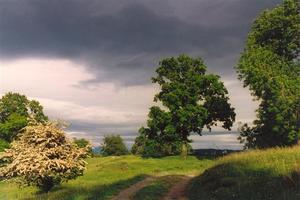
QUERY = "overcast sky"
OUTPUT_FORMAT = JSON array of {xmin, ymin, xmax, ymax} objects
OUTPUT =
[{"xmin": 0, "ymin": 0, "xmax": 281, "ymax": 145}]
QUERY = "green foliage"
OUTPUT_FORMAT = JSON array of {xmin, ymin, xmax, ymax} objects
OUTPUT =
[
  {"xmin": 0, "ymin": 113, "xmax": 27, "ymax": 142},
  {"xmin": 246, "ymin": 0, "xmax": 300, "ymax": 61},
  {"xmin": 73, "ymin": 138, "xmax": 90, "ymax": 148},
  {"xmin": 101, "ymin": 135, "xmax": 129, "ymax": 156},
  {"xmin": 73, "ymin": 138, "xmax": 92, "ymax": 157},
  {"xmin": 236, "ymin": 0, "xmax": 300, "ymax": 148},
  {"xmin": 131, "ymin": 133, "xmax": 191, "ymax": 158},
  {"xmin": 0, "ymin": 139, "xmax": 10, "ymax": 152},
  {"xmin": 28, "ymin": 100, "xmax": 48, "ymax": 123},
  {"xmin": 0, "ymin": 92, "xmax": 48, "ymax": 142},
  {"xmin": 188, "ymin": 146, "xmax": 300, "ymax": 200},
  {"xmin": 134, "ymin": 55, "xmax": 235, "ymax": 157}
]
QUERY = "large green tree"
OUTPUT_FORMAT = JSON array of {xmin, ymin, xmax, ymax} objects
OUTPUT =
[
  {"xmin": 0, "ymin": 92, "xmax": 48, "ymax": 142},
  {"xmin": 133, "ymin": 55, "xmax": 235, "ymax": 157},
  {"xmin": 236, "ymin": 0, "xmax": 300, "ymax": 148}
]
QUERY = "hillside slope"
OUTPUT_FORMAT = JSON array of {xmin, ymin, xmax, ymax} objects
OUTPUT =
[{"xmin": 188, "ymin": 146, "xmax": 300, "ymax": 200}]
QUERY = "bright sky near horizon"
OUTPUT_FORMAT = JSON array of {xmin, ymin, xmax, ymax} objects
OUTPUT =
[{"xmin": 0, "ymin": 0, "xmax": 281, "ymax": 144}]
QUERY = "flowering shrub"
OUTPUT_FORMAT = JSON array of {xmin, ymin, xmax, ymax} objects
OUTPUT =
[{"xmin": 0, "ymin": 121, "xmax": 88, "ymax": 192}]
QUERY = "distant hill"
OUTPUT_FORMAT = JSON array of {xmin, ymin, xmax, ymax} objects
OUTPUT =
[
  {"xmin": 192, "ymin": 148, "xmax": 241, "ymax": 158},
  {"xmin": 92, "ymin": 146, "xmax": 102, "ymax": 154}
]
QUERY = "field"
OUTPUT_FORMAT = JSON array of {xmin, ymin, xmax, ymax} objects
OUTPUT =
[
  {"xmin": 188, "ymin": 146, "xmax": 300, "ymax": 200},
  {"xmin": 0, "ymin": 155, "xmax": 214, "ymax": 200},
  {"xmin": 1, "ymin": 146, "xmax": 300, "ymax": 200}
]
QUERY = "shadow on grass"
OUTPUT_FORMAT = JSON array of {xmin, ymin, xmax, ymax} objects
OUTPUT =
[
  {"xmin": 187, "ymin": 162, "xmax": 300, "ymax": 200},
  {"xmin": 192, "ymin": 149, "xmax": 242, "ymax": 160},
  {"xmin": 27, "ymin": 174, "xmax": 147, "ymax": 200},
  {"xmin": 132, "ymin": 175, "xmax": 186, "ymax": 200}
]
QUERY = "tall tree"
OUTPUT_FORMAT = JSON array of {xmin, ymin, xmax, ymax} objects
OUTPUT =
[
  {"xmin": 236, "ymin": 0, "xmax": 300, "ymax": 148},
  {"xmin": 133, "ymin": 55, "xmax": 235, "ymax": 157},
  {"xmin": 0, "ymin": 92, "xmax": 48, "ymax": 142}
]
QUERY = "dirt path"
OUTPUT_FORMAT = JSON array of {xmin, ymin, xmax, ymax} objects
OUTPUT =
[
  {"xmin": 162, "ymin": 176, "xmax": 193, "ymax": 200},
  {"xmin": 111, "ymin": 176, "xmax": 155, "ymax": 200}
]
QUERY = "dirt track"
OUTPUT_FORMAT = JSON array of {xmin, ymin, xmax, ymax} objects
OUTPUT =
[
  {"xmin": 111, "ymin": 177, "xmax": 155, "ymax": 200},
  {"xmin": 111, "ymin": 175, "xmax": 193, "ymax": 200},
  {"xmin": 162, "ymin": 176, "xmax": 193, "ymax": 200}
]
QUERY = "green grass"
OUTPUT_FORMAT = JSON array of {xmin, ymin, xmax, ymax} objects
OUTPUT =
[
  {"xmin": 2, "ymin": 147, "xmax": 300, "ymax": 200},
  {"xmin": 188, "ymin": 145, "xmax": 300, "ymax": 200},
  {"xmin": 132, "ymin": 175, "xmax": 183, "ymax": 200},
  {"xmin": 0, "ymin": 155, "xmax": 213, "ymax": 200}
]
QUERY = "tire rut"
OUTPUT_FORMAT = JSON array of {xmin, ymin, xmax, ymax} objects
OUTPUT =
[
  {"xmin": 162, "ymin": 176, "xmax": 193, "ymax": 200},
  {"xmin": 111, "ymin": 177, "xmax": 155, "ymax": 200}
]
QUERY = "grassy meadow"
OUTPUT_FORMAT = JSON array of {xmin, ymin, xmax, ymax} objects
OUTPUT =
[
  {"xmin": 1, "ymin": 146, "xmax": 300, "ymax": 200},
  {"xmin": 0, "ymin": 155, "xmax": 213, "ymax": 200}
]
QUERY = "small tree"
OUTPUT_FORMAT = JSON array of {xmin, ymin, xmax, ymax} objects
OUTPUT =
[
  {"xmin": 101, "ymin": 135, "xmax": 129, "ymax": 156},
  {"xmin": 133, "ymin": 55, "xmax": 236, "ymax": 157},
  {"xmin": 0, "ymin": 121, "xmax": 88, "ymax": 192}
]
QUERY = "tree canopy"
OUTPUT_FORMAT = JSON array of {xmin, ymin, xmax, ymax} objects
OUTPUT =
[
  {"xmin": 0, "ymin": 92, "xmax": 48, "ymax": 142},
  {"xmin": 236, "ymin": 0, "xmax": 300, "ymax": 148},
  {"xmin": 133, "ymin": 55, "xmax": 235, "ymax": 157},
  {"xmin": 101, "ymin": 135, "xmax": 129, "ymax": 156}
]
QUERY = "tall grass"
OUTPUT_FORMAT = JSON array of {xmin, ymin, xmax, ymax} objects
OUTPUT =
[{"xmin": 188, "ymin": 145, "xmax": 300, "ymax": 200}]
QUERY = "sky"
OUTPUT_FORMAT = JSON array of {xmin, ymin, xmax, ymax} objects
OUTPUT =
[{"xmin": 0, "ymin": 0, "xmax": 281, "ymax": 146}]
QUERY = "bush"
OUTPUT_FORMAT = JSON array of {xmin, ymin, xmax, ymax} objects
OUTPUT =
[
  {"xmin": 101, "ymin": 135, "xmax": 128, "ymax": 156},
  {"xmin": 0, "ymin": 121, "xmax": 88, "ymax": 192}
]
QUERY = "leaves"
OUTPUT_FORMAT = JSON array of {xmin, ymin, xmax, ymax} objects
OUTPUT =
[
  {"xmin": 101, "ymin": 135, "xmax": 129, "ymax": 156},
  {"xmin": 133, "ymin": 55, "xmax": 236, "ymax": 157},
  {"xmin": 0, "ymin": 92, "xmax": 48, "ymax": 142},
  {"xmin": 236, "ymin": 0, "xmax": 300, "ymax": 148}
]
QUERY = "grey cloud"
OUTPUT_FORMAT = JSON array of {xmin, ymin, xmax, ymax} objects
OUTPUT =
[
  {"xmin": 0, "ymin": 0, "xmax": 281, "ymax": 85},
  {"xmin": 67, "ymin": 120, "xmax": 141, "ymax": 136}
]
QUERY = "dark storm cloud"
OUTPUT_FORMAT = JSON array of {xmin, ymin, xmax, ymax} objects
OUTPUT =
[{"xmin": 0, "ymin": 0, "xmax": 281, "ymax": 85}]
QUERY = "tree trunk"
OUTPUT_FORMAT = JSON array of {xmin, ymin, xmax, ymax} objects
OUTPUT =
[{"xmin": 180, "ymin": 142, "xmax": 188, "ymax": 159}]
